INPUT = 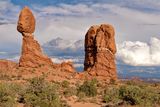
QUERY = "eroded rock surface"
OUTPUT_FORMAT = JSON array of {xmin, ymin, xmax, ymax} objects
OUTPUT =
[
  {"xmin": 17, "ymin": 7, "xmax": 53, "ymax": 68},
  {"xmin": 84, "ymin": 24, "xmax": 117, "ymax": 81},
  {"xmin": 0, "ymin": 7, "xmax": 118, "ymax": 84},
  {"xmin": 61, "ymin": 62, "xmax": 76, "ymax": 73},
  {"xmin": 0, "ymin": 60, "xmax": 17, "ymax": 71},
  {"xmin": 17, "ymin": 6, "xmax": 35, "ymax": 34}
]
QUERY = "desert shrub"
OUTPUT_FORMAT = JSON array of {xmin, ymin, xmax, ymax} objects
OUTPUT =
[
  {"xmin": 0, "ymin": 83, "xmax": 21, "ymax": 107},
  {"xmin": 103, "ymin": 83, "xmax": 160, "ymax": 106},
  {"xmin": 24, "ymin": 77, "xmax": 64, "ymax": 107},
  {"xmin": 77, "ymin": 92, "xmax": 86, "ymax": 101},
  {"xmin": 139, "ymin": 86, "xmax": 160, "ymax": 106},
  {"xmin": 63, "ymin": 87, "xmax": 77, "ymax": 97},
  {"xmin": 119, "ymin": 85, "xmax": 143, "ymax": 105},
  {"xmin": 26, "ymin": 77, "xmax": 46, "ymax": 94},
  {"xmin": 61, "ymin": 80, "xmax": 70, "ymax": 88},
  {"xmin": 103, "ymin": 87, "xmax": 121, "ymax": 104},
  {"xmin": 77, "ymin": 79, "xmax": 97, "ymax": 97},
  {"xmin": 90, "ymin": 78, "xmax": 98, "ymax": 85},
  {"xmin": 119, "ymin": 85, "xmax": 160, "ymax": 106}
]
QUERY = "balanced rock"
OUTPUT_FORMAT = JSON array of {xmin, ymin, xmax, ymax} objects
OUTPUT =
[
  {"xmin": 17, "ymin": 7, "xmax": 53, "ymax": 68},
  {"xmin": 84, "ymin": 24, "xmax": 117, "ymax": 81}
]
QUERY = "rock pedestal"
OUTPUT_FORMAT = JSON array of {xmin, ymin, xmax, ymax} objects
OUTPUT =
[
  {"xmin": 84, "ymin": 24, "xmax": 117, "ymax": 81},
  {"xmin": 17, "ymin": 7, "xmax": 53, "ymax": 68}
]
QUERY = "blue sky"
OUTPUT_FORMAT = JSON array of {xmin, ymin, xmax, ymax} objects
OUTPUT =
[
  {"xmin": 11, "ymin": 0, "xmax": 83, "ymax": 5},
  {"xmin": 0, "ymin": 0, "xmax": 160, "ymax": 66},
  {"xmin": 10, "ymin": 0, "xmax": 160, "ymax": 12},
  {"xmin": 0, "ymin": 0, "xmax": 160, "ymax": 44},
  {"xmin": 11, "ymin": 0, "xmax": 121, "ymax": 6}
]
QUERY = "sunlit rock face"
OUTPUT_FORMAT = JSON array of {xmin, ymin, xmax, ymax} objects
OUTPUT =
[
  {"xmin": 17, "ymin": 7, "xmax": 53, "ymax": 68},
  {"xmin": 17, "ymin": 6, "xmax": 35, "ymax": 34},
  {"xmin": 84, "ymin": 24, "xmax": 117, "ymax": 81}
]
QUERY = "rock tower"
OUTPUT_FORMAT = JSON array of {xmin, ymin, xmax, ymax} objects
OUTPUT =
[
  {"xmin": 84, "ymin": 24, "xmax": 117, "ymax": 81},
  {"xmin": 17, "ymin": 7, "xmax": 53, "ymax": 68}
]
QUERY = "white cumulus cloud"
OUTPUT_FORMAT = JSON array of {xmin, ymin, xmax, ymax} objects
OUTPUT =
[{"xmin": 117, "ymin": 37, "xmax": 160, "ymax": 66}]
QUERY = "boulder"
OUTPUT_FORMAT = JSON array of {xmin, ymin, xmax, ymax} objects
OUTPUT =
[{"xmin": 17, "ymin": 6, "xmax": 35, "ymax": 34}]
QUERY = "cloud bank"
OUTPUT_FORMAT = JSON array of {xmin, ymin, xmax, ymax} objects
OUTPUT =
[
  {"xmin": 0, "ymin": 0, "xmax": 160, "ymax": 67},
  {"xmin": 34, "ymin": 3, "xmax": 160, "ymax": 44},
  {"xmin": 43, "ymin": 37, "xmax": 160, "ymax": 67},
  {"xmin": 1, "ymin": 36, "xmax": 160, "ymax": 67},
  {"xmin": 1, "ymin": 0, "xmax": 160, "ymax": 51},
  {"xmin": 117, "ymin": 37, "xmax": 160, "ymax": 66}
]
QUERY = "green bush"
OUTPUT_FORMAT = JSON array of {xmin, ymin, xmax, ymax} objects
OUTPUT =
[
  {"xmin": 103, "ymin": 84, "xmax": 160, "ymax": 106},
  {"xmin": 139, "ymin": 86, "xmax": 160, "ymax": 106},
  {"xmin": 119, "ymin": 85, "xmax": 143, "ymax": 105},
  {"xmin": 61, "ymin": 80, "xmax": 70, "ymax": 88},
  {"xmin": 27, "ymin": 77, "xmax": 46, "ymax": 94},
  {"xmin": 77, "ymin": 79, "xmax": 97, "ymax": 97},
  {"xmin": 77, "ymin": 92, "xmax": 86, "ymax": 101},
  {"xmin": 90, "ymin": 78, "xmax": 98, "ymax": 85},
  {"xmin": 0, "ymin": 83, "xmax": 20, "ymax": 107},
  {"xmin": 63, "ymin": 87, "xmax": 77, "ymax": 97},
  {"xmin": 24, "ymin": 77, "xmax": 64, "ymax": 107},
  {"xmin": 103, "ymin": 87, "xmax": 120, "ymax": 104},
  {"xmin": 119, "ymin": 85, "xmax": 160, "ymax": 106}
]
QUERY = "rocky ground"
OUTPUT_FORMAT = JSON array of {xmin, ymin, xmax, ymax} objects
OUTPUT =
[{"xmin": 0, "ymin": 74, "xmax": 159, "ymax": 107}]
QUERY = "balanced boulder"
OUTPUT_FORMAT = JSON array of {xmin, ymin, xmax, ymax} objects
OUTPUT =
[{"xmin": 17, "ymin": 7, "xmax": 53, "ymax": 68}]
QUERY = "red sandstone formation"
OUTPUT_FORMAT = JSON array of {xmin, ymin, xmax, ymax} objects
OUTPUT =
[
  {"xmin": 17, "ymin": 7, "xmax": 35, "ymax": 33},
  {"xmin": 0, "ymin": 60, "xmax": 17, "ymax": 71},
  {"xmin": 17, "ymin": 7, "xmax": 53, "ymax": 68},
  {"xmin": 84, "ymin": 24, "xmax": 117, "ymax": 81},
  {"xmin": 61, "ymin": 62, "xmax": 76, "ymax": 73},
  {"xmin": 0, "ymin": 6, "xmax": 118, "ymax": 83}
]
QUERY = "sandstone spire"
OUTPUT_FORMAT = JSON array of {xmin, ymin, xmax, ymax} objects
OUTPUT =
[
  {"xmin": 17, "ymin": 7, "xmax": 53, "ymax": 68},
  {"xmin": 84, "ymin": 24, "xmax": 117, "ymax": 81}
]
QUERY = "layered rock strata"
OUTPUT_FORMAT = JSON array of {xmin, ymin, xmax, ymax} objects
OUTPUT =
[
  {"xmin": 17, "ymin": 7, "xmax": 53, "ymax": 68},
  {"xmin": 84, "ymin": 24, "xmax": 117, "ymax": 81}
]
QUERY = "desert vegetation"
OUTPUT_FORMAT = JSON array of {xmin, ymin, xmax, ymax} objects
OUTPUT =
[
  {"xmin": 0, "ymin": 76, "xmax": 159, "ymax": 107},
  {"xmin": 103, "ymin": 81, "xmax": 160, "ymax": 106}
]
